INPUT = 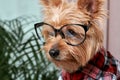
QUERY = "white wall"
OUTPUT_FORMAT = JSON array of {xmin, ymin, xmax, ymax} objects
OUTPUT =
[{"xmin": 0, "ymin": 0, "xmax": 42, "ymax": 20}]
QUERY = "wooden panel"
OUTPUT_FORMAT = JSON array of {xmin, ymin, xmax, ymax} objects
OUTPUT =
[{"xmin": 107, "ymin": 0, "xmax": 120, "ymax": 60}]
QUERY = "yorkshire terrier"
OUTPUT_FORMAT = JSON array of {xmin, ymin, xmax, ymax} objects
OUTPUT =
[{"xmin": 34, "ymin": 0, "xmax": 120, "ymax": 80}]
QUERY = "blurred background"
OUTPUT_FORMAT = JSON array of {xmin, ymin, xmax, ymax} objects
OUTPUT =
[
  {"xmin": 0, "ymin": 0, "xmax": 120, "ymax": 80},
  {"xmin": 0, "ymin": 0, "xmax": 58, "ymax": 80},
  {"xmin": 104, "ymin": 0, "xmax": 120, "ymax": 60}
]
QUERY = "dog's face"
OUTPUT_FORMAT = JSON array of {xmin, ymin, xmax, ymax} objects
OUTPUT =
[{"xmin": 40, "ymin": 0, "xmax": 105, "ymax": 72}]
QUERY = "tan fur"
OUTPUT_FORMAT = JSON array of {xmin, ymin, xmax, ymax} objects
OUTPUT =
[{"xmin": 40, "ymin": 0, "xmax": 106, "ymax": 72}]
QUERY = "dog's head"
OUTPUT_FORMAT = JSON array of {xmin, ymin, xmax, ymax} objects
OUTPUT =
[{"xmin": 39, "ymin": 0, "xmax": 105, "ymax": 72}]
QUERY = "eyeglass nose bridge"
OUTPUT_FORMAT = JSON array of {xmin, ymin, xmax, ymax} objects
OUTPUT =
[{"xmin": 54, "ymin": 29, "xmax": 65, "ymax": 39}]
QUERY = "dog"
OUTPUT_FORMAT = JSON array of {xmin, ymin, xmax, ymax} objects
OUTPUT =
[{"xmin": 34, "ymin": 0, "xmax": 120, "ymax": 80}]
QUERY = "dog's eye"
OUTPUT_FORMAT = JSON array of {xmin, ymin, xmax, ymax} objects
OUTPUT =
[
  {"xmin": 47, "ymin": 31, "xmax": 55, "ymax": 36},
  {"xmin": 67, "ymin": 29, "xmax": 77, "ymax": 36},
  {"xmin": 43, "ymin": 30, "xmax": 55, "ymax": 40}
]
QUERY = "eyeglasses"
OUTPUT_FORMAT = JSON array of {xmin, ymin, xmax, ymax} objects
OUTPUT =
[{"xmin": 34, "ymin": 22, "xmax": 90, "ymax": 46}]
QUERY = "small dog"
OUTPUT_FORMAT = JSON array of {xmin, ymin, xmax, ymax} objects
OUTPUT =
[{"xmin": 35, "ymin": 0, "xmax": 120, "ymax": 80}]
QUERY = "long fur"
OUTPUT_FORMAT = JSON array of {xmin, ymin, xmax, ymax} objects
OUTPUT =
[{"xmin": 40, "ymin": 0, "xmax": 106, "ymax": 72}]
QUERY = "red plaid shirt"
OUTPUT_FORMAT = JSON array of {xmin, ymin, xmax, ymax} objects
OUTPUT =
[{"xmin": 60, "ymin": 48, "xmax": 120, "ymax": 80}]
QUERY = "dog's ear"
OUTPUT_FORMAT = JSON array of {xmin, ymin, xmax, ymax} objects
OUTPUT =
[
  {"xmin": 77, "ymin": 0, "xmax": 104, "ymax": 14},
  {"xmin": 40, "ymin": 0, "xmax": 62, "ymax": 7}
]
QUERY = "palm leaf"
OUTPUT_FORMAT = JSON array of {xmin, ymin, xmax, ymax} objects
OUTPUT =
[{"xmin": 0, "ymin": 16, "xmax": 58, "ymax": 80}]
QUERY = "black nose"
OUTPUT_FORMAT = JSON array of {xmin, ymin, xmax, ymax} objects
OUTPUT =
[{"xmin": 49, "ymin": 49, "xmax": 60, "ymax": 58}]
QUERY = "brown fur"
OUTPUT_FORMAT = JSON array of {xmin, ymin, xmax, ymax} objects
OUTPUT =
[{"xmin": 40, "ymin": 0, "xmax": 106, "ymax": 73}]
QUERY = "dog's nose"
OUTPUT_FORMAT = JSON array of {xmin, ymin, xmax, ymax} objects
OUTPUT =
[{"xmin": 49, "ymin": 49, "xmax": 60, "ymax": 58}]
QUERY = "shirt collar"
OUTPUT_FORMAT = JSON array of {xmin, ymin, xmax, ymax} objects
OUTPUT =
[
  {"xmin": 62, "ymin": 48, "xmax": 117, "ymax": 80},
  {"xmin": 81, "ymin": 48, "xmax": 117, "ymax": 79},
  {"xmin": 80, "ymin": 48, "xmax": 106, "ymax": 79}
]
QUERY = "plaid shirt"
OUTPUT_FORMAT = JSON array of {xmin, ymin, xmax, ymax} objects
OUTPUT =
[{"xmin": 59, "ymin": 48, "xmax": 120, "ymax": 80}]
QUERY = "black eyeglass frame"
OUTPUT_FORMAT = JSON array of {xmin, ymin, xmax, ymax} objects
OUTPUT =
[{"xmin": 34, "ymin": 22, "xmax": 91, "ymax": 46}]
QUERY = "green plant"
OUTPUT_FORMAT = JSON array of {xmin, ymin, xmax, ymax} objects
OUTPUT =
[{"xmin": 0, "ymin": 16, "xmax": 58, "ymax": 80}]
